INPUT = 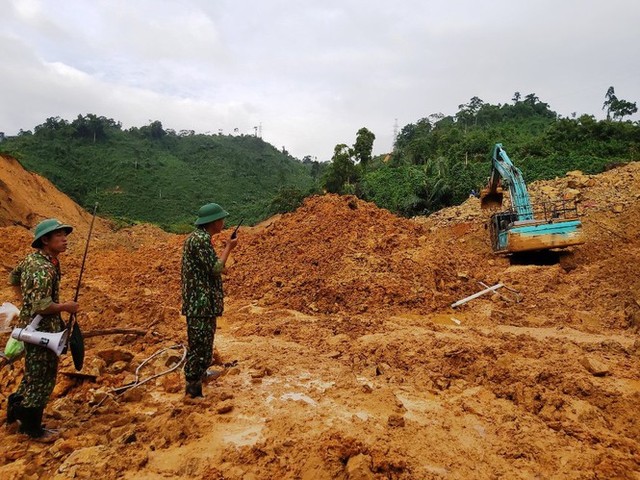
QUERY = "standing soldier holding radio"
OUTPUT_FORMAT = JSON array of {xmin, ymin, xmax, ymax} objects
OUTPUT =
[
  {"xmin": 6, "ymin": 219, "xmax": 79, "ymax": 441},
  {"xmin": 181, "ymin": 203, "xmax": 238, "ymax": 398}
]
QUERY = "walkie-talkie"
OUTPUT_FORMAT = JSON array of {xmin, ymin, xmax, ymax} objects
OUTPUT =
[{"xmin": 231, "ymin": 218, "xmax": 244, "ymax": 239}]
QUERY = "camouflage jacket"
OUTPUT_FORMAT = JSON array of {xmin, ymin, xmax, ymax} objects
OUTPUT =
[
  {"xmin": 8, "ymin": 251, "xmax": 65, "ymax": 333},
  {"xmin": 181, "ymin": 228, "xmax": 225, "ymax": 317}
]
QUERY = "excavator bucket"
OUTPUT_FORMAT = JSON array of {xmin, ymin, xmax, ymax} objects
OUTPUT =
[{"xmin": 480, "ymin": 187, "xmax": 504, "ymax": 209}]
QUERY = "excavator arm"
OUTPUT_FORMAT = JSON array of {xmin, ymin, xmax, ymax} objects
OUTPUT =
[{"xmin": 481, "ymin": 144, "xmax": 533, "ymax": 220}]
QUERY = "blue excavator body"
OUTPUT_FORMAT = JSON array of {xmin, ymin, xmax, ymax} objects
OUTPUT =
[{"xmin": 481, "ymin": 144, "xmax": 585, "ymax": 254}]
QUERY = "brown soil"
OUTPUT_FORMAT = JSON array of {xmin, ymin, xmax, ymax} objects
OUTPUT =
[
  {"xmin": 1, "ymin": 154, "xmax": 639, "ymax": 479},
  {"xmin": 0, "ymin": 154, "xmax": 110, "ymax": 234}
]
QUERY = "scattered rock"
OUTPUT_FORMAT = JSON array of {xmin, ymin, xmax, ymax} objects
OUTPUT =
[
  {"xmin": 216, "ymin": 402, "xmax": 234, "ymax": 414},
  {"xmin": 375, "ymin": 363, "xmax": 391, "ymax": 376},
  {"xmin": 563, "ymin": 188, "xmax": 581, "ymax": 201},
  {"xmin": 387, "ymin": 414, "xmax": 405, "ymax": 427},
  {"xmin": 580, "ymin": 356, "xmax": 610, "ymax": 376},
  {"xmin": 346, "ymin": 454, "xmax": 375, "ymax": 480},
  {"xmin": 107, "ymin": 360, "xmax": 129, "ymax": 374},
  {"xmin": 121, "ymin": 386, "xmax": 144, "ymax": 402},
  {"xmin": 165, "ymin": 354, "xmax": 183, "ymax": 368},
  {"xmin": 95, "ymin": 348, "xmax": 134, "ymax": 365},
  {"xmin": 160, "ymin": 374, "xmax": 182, "ymax": 393},
  {"xmin": 88, "ymin": 388, "xmax": 111, "ymax": 406}
]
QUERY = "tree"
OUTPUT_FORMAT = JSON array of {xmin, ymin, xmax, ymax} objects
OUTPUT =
[
  {"xmin": 71, "ymin": 114, "xmax": 120, "ymax": 143},
  {"xmin": 422, "ymin": 156, "xmax": 455, "ymax": 211},
  {"xmin": 302, "ymin": 156, "xmax": 323, "ymax": 180},
  {"xmin": 322, "ymin": 144, "xmax": 358, "ymax": 194},
  {"xmin": 353, "ymin": 127, "xmax": 376, "ymax": 170},
  {"xmin": 34, "ymin": 117, "xmax": 72, "ymax": 139},
  {"xmin": 611, "ymin": 99, "xmax": 638, "ymax": 121},
  {"xmin": 603, "ymin": 86, "xmax": 637, "ymax": 121},
  {"xmin": 603, "ymin": 86, "xmax": 617, "ymax": 121},
  {"xmin": 138, "ymin": 120, "xmax": 166, "ymax": 140},
  {"xmin": 456, "ymin": 96, "xmax": 484, "ymax": 127},
  {"xmin": 394, "ymin": 118, "xmax": 431, "ymax": 152},
  {"xmin": 269, "ymin": 186, "xmax": 308, "ymax": 214}
]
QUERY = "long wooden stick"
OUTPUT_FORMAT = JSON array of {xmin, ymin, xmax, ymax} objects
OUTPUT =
[
  {"xmin": 68, "ymin": 203, "xmax": 99, "ymax": 333},
  {"xmin": 74, "ymin": 203, "xmax": 99, "ymax": 302}
]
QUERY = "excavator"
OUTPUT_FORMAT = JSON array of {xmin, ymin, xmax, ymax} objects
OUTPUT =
[{"xmin": 480, "ymin": 143, "xmax": 585, "ymax": 254}]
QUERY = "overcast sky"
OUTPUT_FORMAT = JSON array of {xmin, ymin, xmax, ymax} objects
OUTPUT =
[{"xmin": 1, "ymin": 0, "xmax": 639, "ymax": 161}]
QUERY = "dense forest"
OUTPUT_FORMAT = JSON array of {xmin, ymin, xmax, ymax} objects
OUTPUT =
[
  {"xmin": 0, "ymin": 117, "xmax": 319, "ymax": 231},
  {"xmin": 1, "ymin": 87, "xmax": 638, "ymax": 230},
  {"xmin": 323, "ymin": 87, "xmax": 639, "ymax": 216}
]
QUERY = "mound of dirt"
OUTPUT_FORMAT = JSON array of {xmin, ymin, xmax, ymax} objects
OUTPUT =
[{"xmin": 228, "ymin": 194, "xmax": 483, "ymax": 315}]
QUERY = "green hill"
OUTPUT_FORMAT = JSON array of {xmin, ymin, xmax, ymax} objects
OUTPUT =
[{"xmin": 0, "ymin": 116, "xmax": 319, "ymax": 231}]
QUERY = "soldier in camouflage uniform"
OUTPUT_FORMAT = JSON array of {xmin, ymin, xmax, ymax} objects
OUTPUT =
[
  {"xmin": 182, "ymin": 203, "xmax": 237, "ymax": 398},
  {"xmin": 6, "ymin": 219, "xmax": 79, "ymax": 440}
]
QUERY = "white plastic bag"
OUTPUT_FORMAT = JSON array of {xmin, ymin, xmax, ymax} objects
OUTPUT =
[
  {"xmin": 0, "ymin": 302, "xmax": 20, "ymax": 333},
  {"xmin": 1, "ymin": 302, "xmax": 24, "ymax": 359}
]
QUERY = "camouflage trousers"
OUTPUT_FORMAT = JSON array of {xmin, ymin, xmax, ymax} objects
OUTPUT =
[
  {"xmin": 15, "ymin": 343, "xmax": 60, "ymax": 409},
  {"xmin": 184, "ymin": 316, "xmax": 217, "ymax": 383}
]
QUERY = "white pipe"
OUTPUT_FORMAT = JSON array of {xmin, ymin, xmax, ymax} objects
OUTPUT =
[{"xmin": 451, "ymin": 283, "xmax": 504, "ymax": 308}]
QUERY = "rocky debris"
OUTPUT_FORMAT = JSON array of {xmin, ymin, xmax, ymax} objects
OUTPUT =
[
  {"xmin": 387, "ymin": 414, "xmax": 405, "ymax": 427},
  {"xmin": 95, "ymin": 348, "xmax": 134, "ymax": 365},
  {"xmin": 580, "ymin": 356, "xmax": 610, "ymax": 376},
  {"xmin": 346, "ymin": 454, "xmax": 375, "ymax": 480}
]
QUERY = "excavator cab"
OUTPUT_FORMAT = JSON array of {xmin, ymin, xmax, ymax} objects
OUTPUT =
[{"xmin": 488, "ymin": 211, "xmax": 518, "ymax": 252}]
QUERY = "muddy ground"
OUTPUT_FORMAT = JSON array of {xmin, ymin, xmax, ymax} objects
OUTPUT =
[{"xmin": 1, "ymin": 155, "xmax": 639, "ymax": 479}]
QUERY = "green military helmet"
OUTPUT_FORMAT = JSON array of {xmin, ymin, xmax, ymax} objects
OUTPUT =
[
  {"xmin": 32, "ymin": 218, "xmax": 73, "ymax": 248},
  {"xmin": 194, "ymin": 203, "xmax": 229, "ymax": 226}
]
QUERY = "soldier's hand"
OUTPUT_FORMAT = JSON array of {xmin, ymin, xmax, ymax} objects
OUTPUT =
[
  {"xmin": 224, "ymin": 237, "xmax": 238, "ymax": 250},
  {"xmin": 62, "ymin": 301, "xmax": 80, "ymax": 314}
]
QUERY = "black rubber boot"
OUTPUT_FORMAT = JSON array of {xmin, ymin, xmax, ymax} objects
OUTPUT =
[
  {"xmin": 18, "ymin": 407, "xmax": 46, "ymax": 438},
  {"xmin": 185, "ymin": 381, "xmax": 203, "ymax": 398},
  {"xmin": 6, "ymin": 393, "xmax": 23, "ymax": 424}
]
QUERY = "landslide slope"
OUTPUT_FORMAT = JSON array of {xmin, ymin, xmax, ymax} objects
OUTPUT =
[
  {"xmin": 0, "ymin": 160, "xmax": 639, "ymax": 479},
  {"xmin": 0, "ymin": 154, "xmax": 111, "ymax": 233}
]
